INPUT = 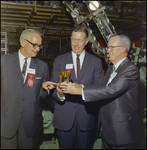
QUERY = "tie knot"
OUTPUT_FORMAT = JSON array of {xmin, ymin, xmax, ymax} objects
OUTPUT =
[
  {"xmin": 77, "ymin": 55, "xmax": 80, "ymax": 58},
  {"xmin": 24, "ymin": 58, "xmax": 28, "ymax": 61}
]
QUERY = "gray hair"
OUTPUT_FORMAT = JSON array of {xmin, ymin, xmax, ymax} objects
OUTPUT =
[
  {"xmin": 20, "ymin": 29, "xmax": 42, "ymax": 42},
  {"xmin": 109, "ymin": 34, "xmax": 131, "ymax": 52}
]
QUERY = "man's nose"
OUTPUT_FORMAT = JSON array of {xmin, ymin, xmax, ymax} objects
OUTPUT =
[{"xmin": 36, "ymin": 47, "xmax": 40, "ymax": 51}]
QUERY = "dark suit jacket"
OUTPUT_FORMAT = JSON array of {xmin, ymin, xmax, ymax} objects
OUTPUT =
[
  {"xmin": 1, "ymin": 52, "xmax": 50, "ymax": 138},
  {"xmin": 83, "ymin": 58, "xmax": 141, "ymax": 145},
  {"xmin": 51, "ymin": 51, "xmax": 105, "ymax": 131}
]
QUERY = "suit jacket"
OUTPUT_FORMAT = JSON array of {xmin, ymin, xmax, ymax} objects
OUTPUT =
[
  {"xmin": 51, "ymin": 51, "xmax": 105, "ymax": 131},
  {"xmin": 1, "ymin": 52, "xmax": 50, "ymax": 138},
  {"xmin": 83, "ymin": 58, "xmax": 141, "ymax": 145}
]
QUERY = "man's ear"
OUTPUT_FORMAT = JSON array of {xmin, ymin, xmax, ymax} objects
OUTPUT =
[
  {"xmin": 122, "ymin": 46, "xmax": 127, "ymax": 54},
  {"xmin": 85, "ymin": 38, "xmax": 89, "ymax": 45},
  {"xmin": 20, "ymin": 39, "xmax": 26, "ymax": 47}
]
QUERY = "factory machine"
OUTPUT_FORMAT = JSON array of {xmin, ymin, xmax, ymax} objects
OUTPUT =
[{"xmin": 40, "ymin": 1, "xmax": 146, "ymax": 149}]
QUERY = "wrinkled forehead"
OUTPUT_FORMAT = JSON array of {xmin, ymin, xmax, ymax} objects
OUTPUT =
[{"xmin": 108, "ymin": 36, "xmax": 121, "ymax": 45}]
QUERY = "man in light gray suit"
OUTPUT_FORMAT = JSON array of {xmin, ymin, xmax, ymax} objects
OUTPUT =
[
  {"xmin": 43, "ymin": 25, "xmax": 105, "ymax": 149},
  {"xmin": 60, "ymin": 35, "xmax": 145, "ymax": 149},
  {"xmin": 1, "ymin": 29, "xmax": 56, "ymax": 149}
]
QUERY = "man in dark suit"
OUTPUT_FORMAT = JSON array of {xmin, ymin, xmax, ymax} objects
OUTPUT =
[
  {"xmin": 1, "ymin": 29, "xmax": 56, "ymax": 149},
  {"xmin": 60, "ymin": 35, "xmax": 145, "ymax": 149},
  {"xmin": 43, "ymin": 25, "xmax": 105, "ymax": 149}
]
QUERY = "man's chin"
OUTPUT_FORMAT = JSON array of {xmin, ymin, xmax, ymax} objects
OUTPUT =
[{"xmin": 32, "ymin": 53, "xmax": 38, "ymax": 57}]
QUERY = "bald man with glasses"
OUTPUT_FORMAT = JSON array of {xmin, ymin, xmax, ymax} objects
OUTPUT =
[{"xmin": 1, "ymin": 29, "xmax": 56, "ymax": 149}]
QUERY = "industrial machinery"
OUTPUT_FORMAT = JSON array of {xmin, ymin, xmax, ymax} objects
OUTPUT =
[
  {"xmin": 40, "ymin": 1, "xmax": 146, "ymax": 149},
  {"xmin": 1, "ymin": 1, "xmax": 146, "ymax": 149}
]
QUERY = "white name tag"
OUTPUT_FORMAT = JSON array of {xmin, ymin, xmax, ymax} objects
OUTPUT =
[
  {"xmin": 66, "ymin": 64, "xmax": 73, "ymax": 69},
  {"xmin": 111, "ymin": 72, "xmax": 117, "ymax": 78},
  {"xmin": 28, "ymin": 68, "xmax": 35, "ymax": 74},
  {"xmin": 106, "ymin": 72, "xmax": 117, "ymax": 86}
]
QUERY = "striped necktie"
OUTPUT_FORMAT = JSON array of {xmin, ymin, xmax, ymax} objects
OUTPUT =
[
  {"xmin": 76, "ymin": 55, "xmax": 80, "ymax": 82},
  {"xmin": 22, "ymin": 58, "xmax": 28, "ymax": 77}
]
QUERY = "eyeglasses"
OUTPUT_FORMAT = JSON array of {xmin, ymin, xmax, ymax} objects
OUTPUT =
[
  {"xmin": 25, "ymin": 39, "xmax": 43, "ymax": 49},
  {"xmin": 105, "ymin": 46, "xmax": 123, "ymax": 51},
  {"xmin": 71, "ymin": 38, "xmax": 85, "ymax": 43}
]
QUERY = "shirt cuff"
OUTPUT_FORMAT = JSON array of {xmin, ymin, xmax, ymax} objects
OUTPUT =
[
  {"xmin": 82, "ymin": 88, "xmax": 85, "ymax": 100},
  {"xmin": 81, "ymin": 84, "xmax": 85, "ymax": 101},
  {"xmin": 47, "ymin": 89, "xmax": 50, "ymax": 95},
  {"xmin": 57, "ymin": 92, "xmax": 65, "ymax": 101}
]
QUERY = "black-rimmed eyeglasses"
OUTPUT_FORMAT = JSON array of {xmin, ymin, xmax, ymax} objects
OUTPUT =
[
  {"xmin": 25, "ymin": 39, "xmax": 43, "ymax": 49},
  {"xmin": 105, "ymin": 46, "xmax": 123, "ymax": 51}
]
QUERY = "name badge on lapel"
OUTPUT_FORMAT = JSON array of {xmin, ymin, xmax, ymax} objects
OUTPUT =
[
  {"xmin": 27, "ymin": 68, "xmax": 35, "ymax": 88},
  {"xmin": 111, "ymin": 71, "xmax": 117, "ymax": 78},
  {"xmin": 66, "ymin": 64, "xmax": 73, "ymax": 74}
]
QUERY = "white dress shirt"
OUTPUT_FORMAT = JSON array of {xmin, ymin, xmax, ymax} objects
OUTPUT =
[{"xmin": 58, "ymin": 50, "xmax": 85, "ymax": 101}]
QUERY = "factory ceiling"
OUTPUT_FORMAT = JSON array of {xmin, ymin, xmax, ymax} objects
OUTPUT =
[{"xmin": 1, "ymin": 1, "xmax": 146, "ymax": 42}]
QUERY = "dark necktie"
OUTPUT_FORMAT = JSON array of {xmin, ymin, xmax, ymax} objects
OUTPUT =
[
  {"xmin": 22, "ymin": 58, "xmax": 28, "ymax": 77},
  {"xmin": 76, "ymin": 55, "xmax": 80, "ymax": 82},
  {"xmin": 113, "ymin": 65, "xmax": 116, "ymax": 72}
]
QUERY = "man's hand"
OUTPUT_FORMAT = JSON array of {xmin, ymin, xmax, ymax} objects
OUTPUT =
[
  {"xmin": 59, "ymin": 82, "xmax": 82, "ymax": 95},
  {"xmin": 56, "ymin": 83, "xmax": 65, "ymax": 97},
  {"xmin": 42, "ymin": 81, "xmax": 57, "ymax": 92}
]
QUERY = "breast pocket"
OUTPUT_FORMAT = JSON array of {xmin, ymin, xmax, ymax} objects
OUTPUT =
[
  {"xmin": 34, "ymin": 76, "xmax": 42, "ymax": 85},
  {"xmin": 35, "ymin": 77, "xmax": 42, "ymax": 80}
]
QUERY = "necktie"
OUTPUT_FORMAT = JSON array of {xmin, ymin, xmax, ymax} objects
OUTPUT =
[
  {"xmin": 113, "ymin": 65, "xmax": 116, "ymax": 72},
  {"xmin": 106, "ymin": 65, "xmax": 116, "ymax": 86},
  {"xmin": 76, "ymin": 55, "xmax": 80, "ymax": 81},
  {"xmin": 22, "ymin": 58, "xmax": 28, "ymax": 77}
]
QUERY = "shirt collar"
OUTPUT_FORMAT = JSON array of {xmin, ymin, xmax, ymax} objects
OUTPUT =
[
  {"xmin": 18, "ymin": 50, "xmax": 31, "ymax": 62},
  {"xmin": 18, "ymin": 50, "xmax": 25, "ymax": 61},
  {"xmin": 72, "ymin": 50, "xmax": 85, "ymax": 58},
  {"xmin": 114, "ymin": 57, "xmax": 127, "ymax": 70}
]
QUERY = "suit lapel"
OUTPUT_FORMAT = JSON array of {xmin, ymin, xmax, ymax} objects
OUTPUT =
[
  {"xmin": 106, "ymin": 64, "xmax": 113, "ymax": 83},
  {"xmin": 66, "ymin": 52, "xmax": 76, "ymax": 82},
  {"xmin": 77, "ymin": 52, "xmax": 90, "ymax": 83},
  {"xmin": 13, "ymin": 52, "xmax": 24, "ymax": 83},
  {"xmin": 106, "ymin": 58, "xmax": 129, "ymax": 84},
  {"xmin": 115, "ymin": 58, "xmax": 129, "ymax": 73}
]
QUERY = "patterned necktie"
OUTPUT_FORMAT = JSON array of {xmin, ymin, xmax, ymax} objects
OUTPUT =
[
  {"xmin": 22, "ymin": 58, "xmax": 28, "ymax": 77},
  {"xmin": 113, "ymin": 65, "xmax": 116, "ymax": 72},
  {"xmin": 76, "ymin": 55, "xmax": 80, "ymax": 82}
]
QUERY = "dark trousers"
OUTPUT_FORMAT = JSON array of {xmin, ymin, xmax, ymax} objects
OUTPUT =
[
  {"xmin": 1, "ymin": 116, "xmax": 43, "ymax": 149},
  {"xmin": 102, "ymin": 136, "xmax": 137, "ymax": 149},
  {"xmin": 56, "ymin": 113, "xmax": 96, "ymax": 149}
]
